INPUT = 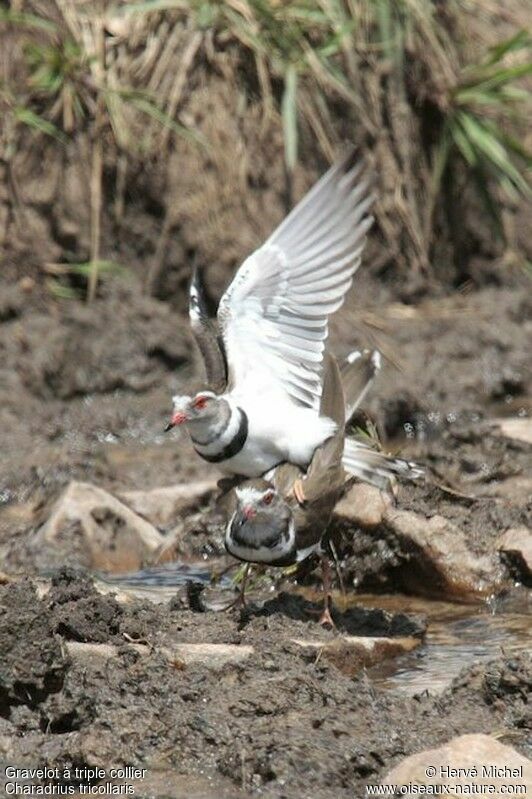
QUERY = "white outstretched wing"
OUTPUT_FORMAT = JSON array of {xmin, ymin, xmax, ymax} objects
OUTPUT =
[{"xmin": 218, "ymin": 150, "xmax": 374, "ymax": 410}]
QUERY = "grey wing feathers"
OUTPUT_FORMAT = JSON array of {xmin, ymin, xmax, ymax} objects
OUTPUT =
[
  {"xmin": 302, "ymin": 355, "xmax": 346, "ymax": 504},
  {"xmin": 217, "ymin": 149, "xmax": 374, "ymax": 410},
  {"xmin": 319, "ymin": 353, "xmax": 346, "ymax": 426},
  {"xmin": 341, "ymin": 349, "xmax": 381, "ymax": 423},
  {"xmin": 189, "ymin": 266, "xmax": 227, "ymax": 393},
  {"xmin": 342, "ymin": 438, "xmax": 424, "ymax": 492}
]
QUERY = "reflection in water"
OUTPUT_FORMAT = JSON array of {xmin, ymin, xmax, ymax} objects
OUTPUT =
[
  {"xmin": 96, "ymin": 561, "xmax": 234, "ymax": 604},
  {"xmin": 100, "ymin": 564, "xmax": 531, "ymax": 696},
  {"xmin": 367, "ymin": 610, "xmax": 531, "ymax": 696}
]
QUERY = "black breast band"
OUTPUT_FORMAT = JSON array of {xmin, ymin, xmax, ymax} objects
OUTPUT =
[{"xmin": 195, "ymin": 409, "xmax": 248, "ymax": 464}]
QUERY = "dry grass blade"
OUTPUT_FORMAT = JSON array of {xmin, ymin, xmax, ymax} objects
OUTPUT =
[
  {"xmin": 87, "ymin": 0, "xmax": 106, "ymax": 304},
  {"xmin": 3, "ymin": 0, "xmax": 531, "ymax": 295},
  {"xmin": 282, "ymin": 63, "xmax": 298, "ymax": 174}
]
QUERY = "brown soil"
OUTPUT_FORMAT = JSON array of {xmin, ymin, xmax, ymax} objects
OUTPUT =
[
  {"xmin": 1, "ymin": 258, "xmax": 530, "ymax": 797},
  {"xmin": 0, "ymin": 571, "xmax": 530, "ymax": 799}
]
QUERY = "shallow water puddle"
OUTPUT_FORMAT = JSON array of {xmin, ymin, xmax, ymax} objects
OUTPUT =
[
  {"xmin": 95, "ymin": 561, "xmax": 232, "ymax": 603},
  {"xmin": 335, "ymin": 591, "xmax": 531, "ymax": 695},
  {"xmin": 98, "ymin": 565, "xmax": 531, "ymax": 696},
  {"xmin": 367, "ymin": 606, "xmax": 531, "ymax": 695}
]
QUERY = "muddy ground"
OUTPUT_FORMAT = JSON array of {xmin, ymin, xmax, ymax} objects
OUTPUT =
[
  {"xmin": 0, "ymin": 255, "xmax": 530, "ymax": 797},
  {"xmin": 0, "ymin": 570, "xmax": 530, "ymax": 799},
  {"xmin": 1, "ymin": 270, "xmax": 530, "ymax": 573}
]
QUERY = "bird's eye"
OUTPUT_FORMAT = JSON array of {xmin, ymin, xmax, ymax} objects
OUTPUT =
[
  {"xmin": 194, "ymin": 396, "xmax": 208, "ymax": 410},
  {"xmin": 262, "ymin": 491, "xmax": 274, "ymax": 505}
]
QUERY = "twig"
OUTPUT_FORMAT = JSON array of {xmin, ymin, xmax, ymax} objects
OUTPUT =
[
  {"xmin": 160, "ymin": 29, "xmax": 203, "ymax": 150},
  {"xmin": 144, "ymin": 205, "xmax": 174, "ymax": 296},
  {"xmin": 87, "ymin": 0, "xmax": 106, "ymax": 303}
]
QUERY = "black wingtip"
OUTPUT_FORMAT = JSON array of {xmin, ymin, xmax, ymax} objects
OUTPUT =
[{"xmin": 189, "ymin": 262, "xmax": 217, "ymax": 320}]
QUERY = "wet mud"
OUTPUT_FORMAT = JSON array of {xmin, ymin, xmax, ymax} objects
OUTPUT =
[{"xmin": 1, "ymin": 228, "xmax": 531, "ymax": 798}]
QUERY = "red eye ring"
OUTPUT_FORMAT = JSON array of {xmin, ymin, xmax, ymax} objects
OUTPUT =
[
  {"xmin": 194, "ymin": 396, "xmax": 208, "ymax": 410},
  {"xmin": 262, "ymin": 492, "xmax": 274, "ymax": 506}
]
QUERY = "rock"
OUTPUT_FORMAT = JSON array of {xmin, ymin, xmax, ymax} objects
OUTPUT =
[
  {"xmin": 382, "ymin": 734, "xmax": 532, "ymax": 797},
  {"xmin": 65, "ymin": 641, "xmax": 125, "ymax": 665},
  {"xmin": 384, "ymin": 509, "xmax": 504, "ymax": 599},
  {"xmin": 337, "ymin": 482, "xmax": 518, "ymax": 599},
  {"xmin": 163, "ymin": 643, "xmax": 254, "ymax": 670},
  {"xmin": 33, "ymin": 481, "xmax": 164, "ymax": 572},
  {"xmin": 492, "ymin": 417, "xmax": 532, "ymax": 445},
  {"xmin": 292, "ymin": 635, "xmax": 420, "ymax": 676},
  {"xmin": 498, "ymin": 527, "xmax": 532, "ymax": 582},
  {"xmin": 65, "ymin": 641, "xmax": 254, "ymax": 671},
  {"xmin": 335, "ymin": 483, "xmax": 393, "ymax": 528},
  {"xmin": 479, "ymin": 476, "xmax": 532, "ymax": 505},
  {"xmin": 119, "ymin": 480, "xmax": 216, "ymax": 527},
  {"xmin": 330, "ymin": 484, "xmax": 506, "ymax": 600}
]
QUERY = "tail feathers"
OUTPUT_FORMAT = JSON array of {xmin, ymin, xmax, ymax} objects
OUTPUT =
[
  {"xmin": 341, "ymin": 349, "xmax": 381, "ymax": 424},
  {"xmin": 342, "ymin": 437, "xmax": 424, "ymax": 492}
]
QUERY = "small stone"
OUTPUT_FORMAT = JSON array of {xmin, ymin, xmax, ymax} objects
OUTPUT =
[
  {"xmin": 335, "ymin": 483, "xmax": 392, "ymax": 528},
  {"xmin": 382, "ymin": 734, "xmax": 532, "ymax": 796},
  {"xmin": 65, "ymin": 641, "xmax": 123, "ymax": 665},
  {"xmin": 18, "ymin": 275, "xmax": 36, "ymax": 293},
  {"xmin": 162, "ymin": 643, "xmax": 254, "ymax": 671},
  {"xmin": 492, "ymin": 417, "xmax": 532, "ymax": 445},
  {"xmin": 33, "ymin": 481, "xmax": 164, "ymax": 573},
  {"xmin": 479, "ymin": 476, "xmax": 532, "ymax": 504},
  {"xmin": 498, "ymin": 526, "xmax": 532, "ymax": 581}
]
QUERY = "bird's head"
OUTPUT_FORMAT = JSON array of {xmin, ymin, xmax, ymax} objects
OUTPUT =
[
  {"xmin": 234, "ymin": 485, "xmax": 285, "ymax": 521},
  {"xmin": 225, "ymin": 484, "xmax": 296, "ymax": 565},
  {"xmin": 165, "ymin": 390, "xmax": 219, "ymax": 430}
]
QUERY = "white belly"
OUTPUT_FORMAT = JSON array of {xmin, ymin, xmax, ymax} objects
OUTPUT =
[{"xmin": 218, "ymin": 396, "xmax": 337, "ymax": 478}]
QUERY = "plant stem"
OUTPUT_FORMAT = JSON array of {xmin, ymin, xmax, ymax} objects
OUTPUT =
[{"xmin": 87, "ymin": 0, "xmax": 106, "ymax": 303}]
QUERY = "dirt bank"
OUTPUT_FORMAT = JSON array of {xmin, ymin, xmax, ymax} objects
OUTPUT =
[{"xmin": 0, "ymin": 570, "xmax": 530, "ymax": 799}]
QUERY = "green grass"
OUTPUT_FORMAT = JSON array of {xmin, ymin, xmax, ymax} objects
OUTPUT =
[
  {"xmin": 2, "ymin": 0, "xmax": 530, "ymax": 288},
  {"xmin": 434, "ymin": 29, "xmax": 532, "ymax": 236},
  {"xmin": 1, "ymin": 1, "xmax": 203, "ymax": 300}
]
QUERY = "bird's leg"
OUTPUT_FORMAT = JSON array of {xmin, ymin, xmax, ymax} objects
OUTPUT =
[
  {"xmin": 318, "ymin": 555, "xmax": 336, "ymax": 628},
  {"xmin": 328, "ymin": 539, "xmax": 346, "ymax": 597},
  {"xmin": 224, "ymin": 563, "xmax": 250, "ymax": 611},
  {"xmin": 292, "ymin": 478, "xmax": 306, "ymax": 505},
  {"xmin": 211, "ymin": 561, "xmax": 238, "ymax": 584}
]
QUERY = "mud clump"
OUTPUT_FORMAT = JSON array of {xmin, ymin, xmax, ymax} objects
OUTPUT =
[
  {"xmin": 0, "ymin": 573, "xmax": 529, "ymax": 799},
  {"xmin": 47, "ymin": 569, "xmax": 125, "ymax": 643},
  {"xmin": 18, "ymin": 286, "xmax": 190, "ymax": 400},
  {"xmin": 0, "ymin": 580, "xmax": 66, "ymax": 719}
]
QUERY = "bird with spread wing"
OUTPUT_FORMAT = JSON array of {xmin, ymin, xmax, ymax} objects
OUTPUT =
[{"xmin": 165, "ymin": 150, "xmax": 374, "ymax": 479}]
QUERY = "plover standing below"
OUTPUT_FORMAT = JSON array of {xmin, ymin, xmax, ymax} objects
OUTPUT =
[{"xmin": 222, "ymin": 352, "xmax": 423, "ymax": 625}]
